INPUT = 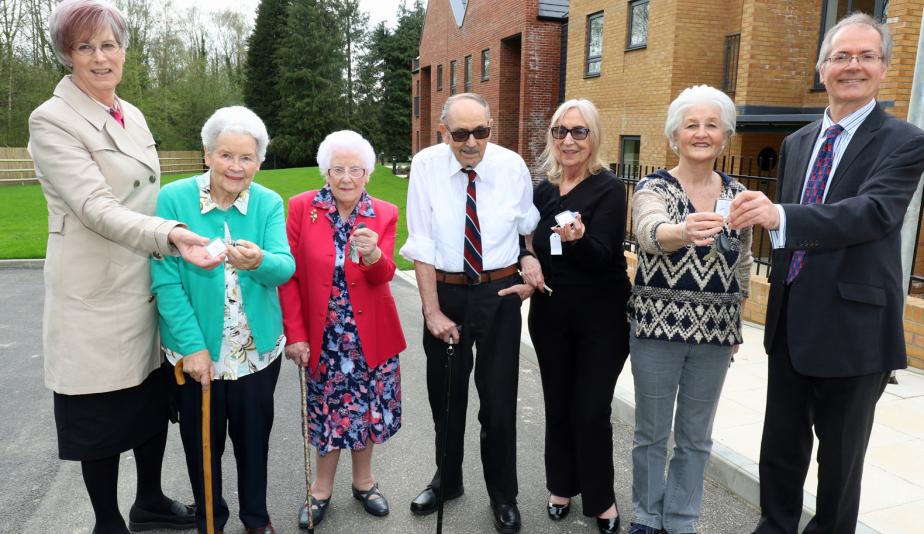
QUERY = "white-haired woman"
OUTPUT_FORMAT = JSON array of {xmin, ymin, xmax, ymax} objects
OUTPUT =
[
  {"xmin": 28, "ymin": 1, "xmax": 218, "ymax": 531},
  {"xmin": 627, "ymin": 85, "xmax": 752, "ymax": 534},
  {"xmin": 509, "ymin": 99, "xmax": 630, "ymax": 534},
  {"xmin": 151, "ymin": 106, "xmax": 295, "ymax": 534},
  {"xmin": 279, "ymin": 130, "xmax": 406, "ymax": 529}
]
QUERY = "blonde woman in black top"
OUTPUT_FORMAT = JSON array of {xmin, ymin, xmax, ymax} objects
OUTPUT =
[{"xmin": 506, "ymin": 99, "xmax": 630, "ymax": 534}]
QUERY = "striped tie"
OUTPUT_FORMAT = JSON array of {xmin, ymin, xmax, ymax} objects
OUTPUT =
[
  {"xmin": 785, "ymin": 124, "xmax": 844, "ymax": 284},
  {"xmin": 108, "ymin": 107, "xmax": 124, "ymax": 128},
  {"xmin": 463, "ymin": 168, "xmax": 483, "ymax": 282}
]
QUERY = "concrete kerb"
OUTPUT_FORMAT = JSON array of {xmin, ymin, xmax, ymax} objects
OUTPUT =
[{"xmin": 0, "ymin": 259, "xmax": 43, "ymax": 268}]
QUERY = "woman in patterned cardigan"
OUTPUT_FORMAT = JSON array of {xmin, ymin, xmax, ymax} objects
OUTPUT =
[{"xmin": 627, "ymin": 85, "xmax": 753, "ymax": 534}]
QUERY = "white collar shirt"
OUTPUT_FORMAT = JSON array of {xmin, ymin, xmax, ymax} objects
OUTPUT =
[{"xmin": 400, "ymin": 142, "xmax": 540, "ymax": 272}]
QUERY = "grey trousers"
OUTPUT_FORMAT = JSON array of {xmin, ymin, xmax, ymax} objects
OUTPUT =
[{"xmin": 629, "ymin": 330, "xmax": 733, "ymax": 534}]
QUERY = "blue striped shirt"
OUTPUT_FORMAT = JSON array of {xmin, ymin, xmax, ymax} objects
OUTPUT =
[{"xmin": 772, "ymin": 98, "xmax": 877, "ymax": 248}]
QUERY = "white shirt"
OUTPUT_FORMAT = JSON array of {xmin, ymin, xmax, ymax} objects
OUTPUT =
[
  {"xmin": 771, "ymin": 98, "xmax": 876, "ymax": 248},
  {"xmin": 400, "ymin": 142, "xmax": 540, "ymax": 271}
]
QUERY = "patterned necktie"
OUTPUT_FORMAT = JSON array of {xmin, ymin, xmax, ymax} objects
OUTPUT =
[
  {"xmin": 785, "ymin": 124, "xmax": 844, "ymax": 284},
  {"xmin": 108, "ymin": 107, "xmax": 124, "ymax": 128},
  {"xmin": 463, "ymin": 168, "xmax": 483, "ymax": 282}
]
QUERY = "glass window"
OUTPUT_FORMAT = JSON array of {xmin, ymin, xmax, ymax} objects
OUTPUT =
[
  {"xmin": 450, "ymin": 60, "xmax": 457, "ymax": 95},
  {"xmin": 621, "ymin": 136, "xmax": 641, "ymax": 167},
  {"xmin": 481, "ymin": 49, "xmax": 490, "ymax": 81},
  {"xmin": 465, "ymin": 55, "xmax": 472, "ymax": 92},
  {"xmin": 437, "ymin": 64, "xmax": 443, "ymax": 91},
  {"xmin": 627, "ymin": 0, "xmax": 649, "ymax": 49},
  {"xmin": 585, "ymin": 11, "xmax": 604, "ymax": 76}
]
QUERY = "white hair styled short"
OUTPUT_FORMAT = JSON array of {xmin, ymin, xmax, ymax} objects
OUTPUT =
[
  {"xmin": 316, "ymin": 130, "xmax": 377, "ymax": 176},
  {"xmin": 201, "ymin": 106, "xmax": 270, "ymax": 162},
  {"xmin": 664, "ymin": 85, "xmax": 737, "ymax": 153}
]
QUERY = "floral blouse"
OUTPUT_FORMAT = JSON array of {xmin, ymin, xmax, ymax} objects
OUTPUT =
[{"xmin": 162, "ymin": 175, "xmax": 284, "ymax": 379}]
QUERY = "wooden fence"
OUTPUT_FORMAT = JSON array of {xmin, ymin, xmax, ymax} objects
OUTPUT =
[{"xmin": 0, "ymin": 147, "xmax": 204, "ymax": 185}]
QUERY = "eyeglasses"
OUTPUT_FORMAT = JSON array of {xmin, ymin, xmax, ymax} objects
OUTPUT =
[
  {"xmin": 328, "ymin": 166, "xmax": 367, "ymax": 180},
  {"xmin": 825, "ymin": 53, "xmax": 882, "ymax": 67},
  {"xmin": 73, "ymin": 41, "xmax": 122, "ymax": 57},
  {"xmin": 550, "ymin": 126, "xmax": 590, "ymax": 140},
  {"xmin": 448, "ymin": 127, "xmax": 491, "ymax": 142}
]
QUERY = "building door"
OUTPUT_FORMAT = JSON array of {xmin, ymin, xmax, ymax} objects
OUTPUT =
[{"xmin": 499, "ymin": 34, "xmax": 522, "ymax": 152}]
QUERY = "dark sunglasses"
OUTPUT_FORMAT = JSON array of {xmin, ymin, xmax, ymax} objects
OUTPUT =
[
  {"xmin": 550, "ymin": 126, "xmax": 590, "ymax": 140},
  {"xmin": 449, "ymin": 127, "xmax": 491, "ymax": 142}
]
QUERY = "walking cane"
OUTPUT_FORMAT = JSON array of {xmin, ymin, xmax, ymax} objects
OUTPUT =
[
  {"xmin": 174, "ymin": 360, "xmax": 215, "ymax": 534},
  {"xmin": 299, "ymin": 364, "xmax": 315, "ymax": 533},
  {"xmin": 436, "ymin": 332, "xmax": 457, "ymax": 534}
]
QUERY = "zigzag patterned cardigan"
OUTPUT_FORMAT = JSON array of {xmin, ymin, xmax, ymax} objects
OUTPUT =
[{"xmin": 631, "ymin": 169, "xmax": 753, "ymax": 346}]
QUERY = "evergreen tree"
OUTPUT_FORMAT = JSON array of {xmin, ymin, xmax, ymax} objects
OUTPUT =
[
  {"xmin": 243, "ymin": 0, "xmax": 288, "ymax": 161},
  {"xmin": 377, "ymin": 0, "xmax": 424, "ymax": 161},
  {"xmin": 274, "ymin": 0, "xmax": 348, "ymax": 166}
]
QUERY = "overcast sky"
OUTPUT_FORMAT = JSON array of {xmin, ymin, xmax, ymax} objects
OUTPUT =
[{"xmin": 192, "ymin": 0, "xmax": 425, "ymax": 30}]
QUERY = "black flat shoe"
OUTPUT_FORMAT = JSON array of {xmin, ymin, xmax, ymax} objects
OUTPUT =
[
  {"xmin": 491, "ymin": 501, "xmax": 521, "ymax": 534},
  {"xmin": 297, "ymin": 495, "xmax": 331, "ymax": 529},
  {"xmin": 546, "ymin": 498, "xmax": 570, "ymax": 520},
  {"xmin": 352, "ymin": 483, "xmax": 390, "ymax": 516},
  {"xmin": 128, "ymin": 499, "xmax": 195, "ymax": 531},
  {"xmin": 597, "ymin": 515, "xmax": 621, "ymax": 534},
  {"xmin": 409, "ymin": 485, "xmax": 464, "ymax": 515}
]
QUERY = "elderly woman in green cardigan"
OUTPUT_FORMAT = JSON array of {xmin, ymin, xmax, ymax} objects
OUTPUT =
[{"xmin": 151, "ymin": 106, "xmax": 294, "ymax": 534}]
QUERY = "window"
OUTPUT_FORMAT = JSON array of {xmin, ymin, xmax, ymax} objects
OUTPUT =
[
  {"xmin": 437, "ymin": 64, "xmax": 443, "ymax": 91},
  {"xmin": 627, "ymin": 0, "xmax": 649, "ymax": 50},
  {"xmin": 464, "ymin": 55, "xmax": 472, "ymax": 92},
  {"xmin": 723, "ymin": 33, "xmax": 740, "ymax": 94},
  {"xmin": 815, "ymin": 0, "xmax": 881, "ymax": 88},
  {"xmin": 481, "ymin": 49, "xmax": 490, "ymax": 81},
  {"xmin": 436, "ymin": 131, "xmax": 443, "ymax": 144},
  {"xmin": 620, "ymin": 136, "xmax": 641, "ymax": 167},
  {"xmin": 585, "ymin": 12, "xmax": 604, "ymax": 76},
  {"xmin": 450, "ymin": 60, "xmax": 457, "ymax": 94}
]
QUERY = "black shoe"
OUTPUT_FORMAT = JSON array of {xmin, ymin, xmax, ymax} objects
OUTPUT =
[
  {"xmin": 628, "ymin": 523, "xmax": 660, "ymax": 534},
  {"xmin": 597, "ymin": 515, "xmax": 621, "ymax": 534},
  {"xmin": 352, "ymin": 483, "xmax": 390, "ymax": 517},
  {"xmin": 409, "ymin": 485, "xmax": 464, "ymax": 516},
  {"xmin": 128, "ymin": 499, "xmax": 195, "ymax": 531},
  {"xmin": 546, "ymin": 497, "xmax": 570, "ymax": 520},
  {"xmin": 297, "ymin": 495, "xmax": 331, "ymax": 529},
  {"xmin": 490, "ymin": 501, "xmax": 521, "ymax": 534}
]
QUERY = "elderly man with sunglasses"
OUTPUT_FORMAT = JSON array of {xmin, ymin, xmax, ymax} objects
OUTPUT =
[{"xmin": 400, "ymin": 93, "xmax": 539, "ymax": 533}]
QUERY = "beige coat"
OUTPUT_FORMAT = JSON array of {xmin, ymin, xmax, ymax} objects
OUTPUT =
[{"xmin": 29, "ymin": 76, "xmax": 179, "ymax": 395}]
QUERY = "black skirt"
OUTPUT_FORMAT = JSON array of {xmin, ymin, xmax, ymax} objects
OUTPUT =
[{"xmin": 54, "ymin": 363, "xmax": 173, "ymax": 461}]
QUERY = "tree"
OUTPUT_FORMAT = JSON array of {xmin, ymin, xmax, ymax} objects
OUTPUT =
[
  {"xmin": 243, "ymin": 0, "xmax": 288, "ymax": 156},
  {"xmin": 274, "ymin": 0, "xmax": 347, "ymax": 165},
  {"xmin": 378, "ymin": 0, "xmax": 424, "ymax": 161}
]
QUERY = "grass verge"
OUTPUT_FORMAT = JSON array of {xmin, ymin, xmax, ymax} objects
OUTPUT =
[{"xmin": 0, "ymin": 165, "xmax": 412, "ymax": 269}]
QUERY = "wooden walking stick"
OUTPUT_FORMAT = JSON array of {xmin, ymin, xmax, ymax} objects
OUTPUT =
[
  {"xmin": 174, "ymin": 360, "xmax": 215, "ymax": 534},
  {"xmin": 298, "ymin": 364, "xmax": 316, "ymax": 533}
]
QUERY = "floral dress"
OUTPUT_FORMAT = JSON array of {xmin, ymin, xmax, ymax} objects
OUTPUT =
[{"xmin": 306, "ymin": 186, "xmax": 402, "ymax": 455}]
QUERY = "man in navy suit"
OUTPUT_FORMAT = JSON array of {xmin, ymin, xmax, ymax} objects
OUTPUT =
[{"xmin": 729, "ymin": 12, "xmax": 924, "ymax": 534}]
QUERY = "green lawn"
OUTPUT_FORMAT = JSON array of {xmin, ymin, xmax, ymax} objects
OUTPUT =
[{"xmin": 1, "ymin": 165, "xmax": 412, "ymax": 269}]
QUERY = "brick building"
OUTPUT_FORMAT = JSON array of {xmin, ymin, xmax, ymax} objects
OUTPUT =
[
  {"xmin": 565, "ymin": 0, "xmax": 916, "ymax": 173},
  {"xmin": 410, "ymin": 0, "xmax": 569, "ymax": 174}
]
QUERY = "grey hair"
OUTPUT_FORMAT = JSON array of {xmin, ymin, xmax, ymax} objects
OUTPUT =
[
  {"xmin": 817, "ymin": 12, "xmax": 892, "ymax": 72},
  {"xmin": 439, "ymin": 93, "xmax": 492, "ymax": 125},
  {"xmin": 664, "ymin": 85, "xmax": 737, "ymax": 152},
  {"xmin": 49, "ymin": 0, "xmax": 129, "ymax": 68},
  {"xmin": 539, "ymin": 99, "xmax": 608, "ymax": 184},
  {"xmin": 201, "ymin": 106, "xmax": 270, "ymax": 162},
  {"xmin": 316, "ymin": 130, "xmax": 377, "ymax": 176}
]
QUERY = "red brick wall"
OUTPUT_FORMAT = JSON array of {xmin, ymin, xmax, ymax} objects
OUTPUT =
[{"xmin": 412, "ymin": 0, "xmax": 564, "ymax": 174}]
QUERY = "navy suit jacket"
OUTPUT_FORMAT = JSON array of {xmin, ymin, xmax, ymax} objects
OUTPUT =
[{"xmin": 764, "ymin": 103, "xmax": 924, "ymax": 377}]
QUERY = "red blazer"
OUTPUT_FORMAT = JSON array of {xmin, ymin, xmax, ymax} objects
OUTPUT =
[{"xmin": 279, "ymin": 190, "xmax": 406, "ymax": 373}]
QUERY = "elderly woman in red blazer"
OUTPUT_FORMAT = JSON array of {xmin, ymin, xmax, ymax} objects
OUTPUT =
[{"xmin": 279, "ymin": 130, "xmax": 406, "ymax": 530}]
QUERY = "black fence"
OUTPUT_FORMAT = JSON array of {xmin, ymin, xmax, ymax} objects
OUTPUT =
[{"xmin": 613, "ymin": 158, "xmax": 924, "ymax": 294}]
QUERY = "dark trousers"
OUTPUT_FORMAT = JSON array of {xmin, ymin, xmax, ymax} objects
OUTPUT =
[
  {"xmin": 175, "ymin": 357, "xmax": 281, "ymax": 531},
  {"xmin": 423, "ymin": 275, "xmax": 522, "ymax": 504},
  {"xmin": 528, "ymin": 284, "xmax": 629, "ymax": 517},
  {"xmin": 756, "ymin": 298, "xmax": 889, "ymax": 534}
]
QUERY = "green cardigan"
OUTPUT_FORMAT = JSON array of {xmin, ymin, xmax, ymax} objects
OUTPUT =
[{"xmin": 151, "ymin": 175, "xmax": 295, "ymax": 361}]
